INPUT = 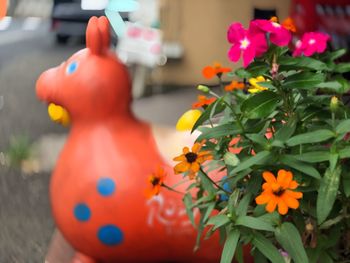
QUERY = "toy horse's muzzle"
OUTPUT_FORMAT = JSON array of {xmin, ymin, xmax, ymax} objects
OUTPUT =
[{"xmin": 36, "ymin": 67, "xmax": 60, "ymax": 104}]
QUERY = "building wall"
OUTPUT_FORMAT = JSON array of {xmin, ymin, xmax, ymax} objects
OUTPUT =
[{"xmin": 154, "ymin": 0, "xmax": 291, "ymax": 85}]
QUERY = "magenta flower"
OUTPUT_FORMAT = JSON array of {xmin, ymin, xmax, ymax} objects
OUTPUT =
[
  {"xmin": 250, "ymin": 19, "xmax": 292, "ymax": 47},
  {"xmin": 293, "ymin": 32, "xmax": 330, "ymax": 57},
  {"xmin": 227, "ymin": 22, "xmax": 268, "ymax": 68}
]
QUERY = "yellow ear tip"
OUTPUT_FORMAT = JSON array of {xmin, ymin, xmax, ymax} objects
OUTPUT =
[
  {"xmin": 48, "ymin": 103, "xmax": 70, "ymax": 126},
  {"xmin": 176, "ymin": 109, "xmax": 201, "ymax": 131}
]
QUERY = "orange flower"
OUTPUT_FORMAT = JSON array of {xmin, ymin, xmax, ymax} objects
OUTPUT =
[
  {"xmin": 282, "ymin": 17, "xmax": 296, "ymax": 33},
  {"xmin": 270, "ymin": 16, "xmax": 296, "ymax": 33},
  {"xmin": 145, "ymin": 166, "xmax": 167, "ymax": 199},
  {"xmin": 270, "ymin": 16, "xmax": 279, "ymax": 23},
  {"xmin": 225, "ymin": 80, "xmax": 245, "ymax": 92},
  {"xmin": 202, "ymin": 62, "xmax": 231, "ymax": 79},
  {"xmin": 192, "ymin": 95, "xmax": 216, "ymax": 109},
  {"xmin": 255, "ymin": 170, "xmax": 303, "ymax": 215},
  {"xmin": 173, "ymin": 140, "xmax": 213, "ymax": 179}
]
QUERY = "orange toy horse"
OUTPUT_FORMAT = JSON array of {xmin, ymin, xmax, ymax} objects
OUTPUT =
[{"xmin": 36, "ymin": 16, "xmax": 228, "ymax": 262}]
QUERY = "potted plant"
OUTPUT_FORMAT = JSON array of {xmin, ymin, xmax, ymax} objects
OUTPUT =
[{"xmin": 167, "ymin": 17, "xmax": 350, "ymax": 262}]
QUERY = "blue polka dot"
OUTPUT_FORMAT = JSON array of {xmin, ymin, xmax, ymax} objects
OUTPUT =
[
  {"xmin": 98, "ymin": 225, "xmax": 124, "ymax": 246},
  {"xmin": 97, "ymin": 178, "xmax": 116, "ymax": 196},
  {"xmin": 74, "ymin": 203, "xmax": 91, "ymax": 222},
  {"xmin": 66, "ymin": 61, "xmax": 78, "ymax": 75}
]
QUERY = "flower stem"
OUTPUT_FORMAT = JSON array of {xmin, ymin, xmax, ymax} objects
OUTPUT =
[
  {"xmin": 199, "ymin": 167, "xmax": 231, "ymax": 195},
  {"xmin": 162, "ymin": 184, "xmax": 186, "ymax": 195}
]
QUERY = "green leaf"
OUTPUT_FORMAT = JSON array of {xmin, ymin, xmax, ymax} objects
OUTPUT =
[
  {"xmin": 274, "ymin": 116, "xmax": 297, "ymax": 142},
  {"xmin": 191, "ymin": 98, "xmax": 225, "ymax": 132},
  {"xmin": 329, "ymin": 153, "xmax": 338, "ymax": 172},
  {"xmin": 280, "ymin": 155, "xmax": 321, "ymax": 179},
  {"xmin": 334, "ymin": 62, "xmax": 350, "ymax": 73},
  {"xmin": 343, "ymin": 178, "xmax": 350, "ymax": 197},
  {"xmin": 339, "ymin": 146, "xmax": 350, "ymax": 159},
  {"xmin": 207, "ymin": 214, "xmax": 231, "ymax": 230},
  {"xmin": 198, "ymin": 170, "xmax": 217, "ymax": 195},
  {"xmin": 197, "ymin": 123, "xmax": 241, "ymax": 141},
  {"xmin": 203, "ymin": 202, "xmax": 216, "ymax": 222},
  {"xmin": 220, "ymin": 228, "xmax": 240, "ymax": 263},
  {"xmin": 245, "ymin": 134, "xmax": 268, "ymax": 146},
  {"xmin": 317, "ymin": 166, "xmax": 342, "ymax": 224},
  {"xmin": 278, "ymin": 56, "xmax": 327, "ymax": 71},
  {"xmin": 252, "ymin": 232, "xmax": 285, "ymax": 263},
  {"xmin": 232, "ymin": 151, "xmax": 271, "ymax": 174},
  {"xmin": 275, "ymin": 222, "xmax": 309, "ymax": 263},
  {"xmin": 335, "ymin": 119, "xmax": 350, "ymax": 134},
  {"xmin": 241, "ymin": 91, "xmax": 279, "ymax": 119},
  {"xmin": 183, "ymin": 193, "xmax": 195, "ymax": 227},
  {"xmin": 287, "ymin": 130, "xmax": 335, "ymax": 146},
  {"xmin": 224, "ymin": 152, "xmax": 240, "ymax": 167},
  {"xmin": 227, "ymin": 189, "xmax": 240, "ymax": 215},
  {"xmin": 315, "ymin": 81, "xmax": 342, "ymax": 92},
  {"xmin": 322, "ymin": 49, "xmax": 347, "ymax": 61},
  {"xmin": 283, "ymin": 72, "xmax": 325, "ymax": 90},
  {"xmin": 292, "ymin": 151, "xmax": 330, "ymax": 163},
  {"xmin": 257, "ymin": 81, "xmax": 277, "ymax": 89},
  {"xmin": 236, "ymin": 194, "xmax": 252, "ymax": 216},
  {"xmin": 236, "ymin": 216, "xmax": 275, "ymax": 232},
  {"xmin": 319, "ymin": 214, "xmax": 344, "ymax": 229}
]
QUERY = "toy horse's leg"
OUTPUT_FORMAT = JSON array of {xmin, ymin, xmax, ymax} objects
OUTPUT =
[{"xmin": 71, "ymin": 252, "xmax": 98, "ymax": 263}]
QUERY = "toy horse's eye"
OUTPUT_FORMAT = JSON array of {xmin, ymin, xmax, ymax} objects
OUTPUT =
[{"xmin": 66, "ymin": 61, "xmax": 78, "ymax": 75}]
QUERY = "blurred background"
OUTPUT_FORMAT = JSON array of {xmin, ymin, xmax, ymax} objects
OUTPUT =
[{"xmin": 0, "ymin": 0, "xmax": 349, "ymax": 261}]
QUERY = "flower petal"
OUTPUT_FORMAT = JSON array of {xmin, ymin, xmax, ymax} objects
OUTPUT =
[
  {"xmin": 266, "ymin": 196, "xmax": 277, "ymax": 213},
  {"xmin": 255, "ymin": 193, "xmax": 271, "ymax": 205},
  {"xmin": 277, "ymin": 169, "xmax": 293, "ymax": 189},
  {"xmin": 281, "ymin": 193, "xmax": 299, "ymax": 209},
  {"xmin": 173, "ymin": 154, "xmax": 186, "ymax": 162},
  {"xmin": 227, "ymin": 22, "xmax": 246, "ymax": 44},
  {"xmin": 242, "ymin": 46, "xmax": 255, "ymax": 68},
  {"xmin": 262, "ymin": 171, "xmax": 277, "ymax": 184},
  {"xmin": 270, "ymin": 27, "xmax": 291, "ymax": 46},
  {"xmin": 277, "ymin": 198, "xmax": 289, "ymax": 215},
  {"xmin": 285, "ymin": 190, "xmax": 303, "ymax": 199},
  {"xmin": 228, "ymin": 44, "xmax": 241, "ymax": 63},
  {"xmin": 174, "ymin": 161, "xmax": 191, "ymax": 174},
  {"xmin": 202, "ymin": 66, "xmax": 216, "ymax": 79},
  {"xmin": 190, "ymin": 162, "xmax": 200, "ymax": 173}
]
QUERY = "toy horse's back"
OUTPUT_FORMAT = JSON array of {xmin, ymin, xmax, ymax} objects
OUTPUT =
[{"xmin": 36, "ymin": 16, "xmax": 227, "ymax": 262}]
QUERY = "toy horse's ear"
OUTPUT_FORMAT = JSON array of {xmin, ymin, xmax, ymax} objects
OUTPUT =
[
  {"xmin": 97, "ymin": 16, "xmax": 111, "ymax": 50},
  {"xmin": 86, "ymin": 16, "xmax": 103, "ymax": 55}
]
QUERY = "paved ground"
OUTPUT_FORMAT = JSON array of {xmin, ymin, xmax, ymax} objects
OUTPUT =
[{"xmin": 0, "ymin": 18, "xmax": 198, "ymax": 262}]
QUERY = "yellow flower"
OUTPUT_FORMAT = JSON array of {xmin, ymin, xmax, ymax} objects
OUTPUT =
[
  {"xmin": 255, "ymin": 170, "xmax": 303, "ymax": 215},
  {"xmin": 173, "ymin": 140, "xmax": 213, "ymax": 179},
  {"xmin": 48, "ymin": 103, "xmax": 70, "ymax": 126},
  {"xmin": 248, "ymin": 76, "xmax": 269, "ymax": 94},
  {"xmin": 176, "ymin": 109, "xmax": 201, "ymax": 131}
]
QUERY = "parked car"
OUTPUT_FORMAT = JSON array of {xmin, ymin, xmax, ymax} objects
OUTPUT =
[{"xmin": 51, "ymin": 0, "xmax": 124, "ymax": 44}]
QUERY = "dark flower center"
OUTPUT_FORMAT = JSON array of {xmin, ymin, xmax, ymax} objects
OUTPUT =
[
  {"xmin": 273, "ymin": 188, "xmax": 285, "ymax": 196},
  {"xmin": 151, "ymin": 177, "xmax": 160, "ymax": 186},
  {"xmin": 185, "ymin": 152, "xmax": 198, "ymax": 163}
]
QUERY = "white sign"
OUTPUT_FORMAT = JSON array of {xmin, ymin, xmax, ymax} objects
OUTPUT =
[
  {"xmin": 81, "ymin": 0, "xmax": 108, "ymax": 10},
  {"xmin": 117, "ymin": 22, "xmax": 166, "ymax": 67}
]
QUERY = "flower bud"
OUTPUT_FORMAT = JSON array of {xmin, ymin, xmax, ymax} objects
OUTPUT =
[
  {"xmin": 330, "ymin": 96, "xmax": 339, "ymax": 112},
  {"xmin": 197, "ymin": 85, "xmax": 210, "ymax": 93}
]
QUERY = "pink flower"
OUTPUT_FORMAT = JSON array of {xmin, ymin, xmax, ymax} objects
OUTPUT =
[
  {"xmin": 250, "ymin": 19, "xmax": 292, "ymax": 46},
  {"xmin": 227, "ymin": 22, "xmax": 268, "ymax": 68},
  {"xmin": 293, "ymin": 32, "xmax": 330, "ymax": 57}
]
